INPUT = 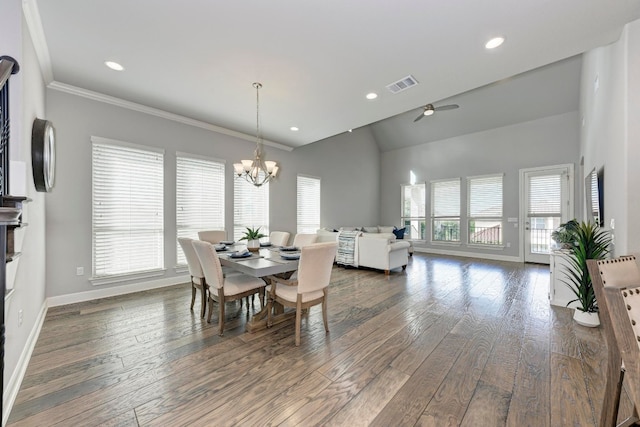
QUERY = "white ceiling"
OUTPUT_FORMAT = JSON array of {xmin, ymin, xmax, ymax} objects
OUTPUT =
[{"xmin": 32, "ymin": 0, "xmax": 640, "ymax": 150}]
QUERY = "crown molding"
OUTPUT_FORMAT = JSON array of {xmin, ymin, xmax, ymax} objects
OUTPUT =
[
  {"xmin": 48, "ymin": 81, "xmax": 294, "ymax": 152},
  {"xmin": 22, "ymin": 0, "xmax": 54, "ymax": 84}
]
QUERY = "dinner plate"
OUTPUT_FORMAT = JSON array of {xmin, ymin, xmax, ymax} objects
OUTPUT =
[
  {"xmin": 280, "ymin": 253, "xmax": 300, "ymax": 260},
  {"xmin": 260, "ymin": 242, "xmax": 272, "ymax": 247},
  {"xmin": 280, "ymin": 246, "xmax": 299, "ymax": 252},
  {"xmin": 230, "ymin": 252, "xmax": 252, "ymax": 259},
  {"xmin": 220, "ymin": 240, "xmax": 235, "ymax": 245},
  {"xmin": 214, "ymin": 246, "xmax": 227, "ymax": 252}
]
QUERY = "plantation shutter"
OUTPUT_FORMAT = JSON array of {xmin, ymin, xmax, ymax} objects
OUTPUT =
[
  {"xmin": 233, "ymin": 174, "xmax": 269, "ymax": 241},
  {"xmin": 469, "ymin": 175, "xmax": 503, "ymax": 218},
  {"xmin": 297, "ymin": 175, "xmax": 321, "ymax": 234},
  {"xmin": 432, "ymin": 179, "xmax": 460, "ymax": 217},
  {"xmin": 92, "ymin": 138, "xmax": 164, "ymax": 278},
  {"xmin": 528, "ymin": 174, "xmax": 561, "ymax": 217},
  {"xmin": 176, "ymin": 154, "xmax": 225, "ymax": 264}
]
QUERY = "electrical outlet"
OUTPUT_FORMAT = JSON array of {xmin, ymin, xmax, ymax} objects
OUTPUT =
[
  {"xmin": 18, "ymin": 309, "xmax": 23, "ymax": 326},
  {"xmin": 76, "ymin": 267, "xmax": 84, "ymax": 276}
]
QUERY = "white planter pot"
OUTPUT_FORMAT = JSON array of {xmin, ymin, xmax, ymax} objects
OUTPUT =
[
  {"xmin": 573, "ymin": 309, "xmax": 600, "ymax": 327},
  {"xmin": 247, "ymin": 239, "xmax": 260, "ymax": 251}
]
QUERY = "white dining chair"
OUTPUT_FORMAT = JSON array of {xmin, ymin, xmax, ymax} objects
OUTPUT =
[
  {"xmin": 178, "ymin": 237, "xmax": 208, "ymax": 318},
  {"xmin": 267, "ymin": 242, "xmax": 337, "ymax": 346},
  {"xmin": 292, "ymin": 233, "xmax": 318, "ymax": 247},
  {"xmin": 192, "ymin": 240, "xmax": 265, "ymax": 336},
  {"xmin": 197, "ymin": 230, "xmax": 227, "ymax": 244},
  {"xmin": 269, "ymin": 231, "xmax": 290, "ymax": 247}
]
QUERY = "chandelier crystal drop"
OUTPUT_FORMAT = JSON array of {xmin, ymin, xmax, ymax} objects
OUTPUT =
[{"xmin": 233, "ymin": 82, "xmax": 279, "ymax": 187}]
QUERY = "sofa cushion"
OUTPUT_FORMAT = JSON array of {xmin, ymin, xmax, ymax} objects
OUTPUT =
[
  {"xmin": 362, "ymin": 226, "xmax": 379, "ymax": 233},
  {"xmin": 378, "ymin": 226, "xmax": 395, "ymax": 233}
]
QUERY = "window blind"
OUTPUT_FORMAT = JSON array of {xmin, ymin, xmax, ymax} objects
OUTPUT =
[
  {"xmin": 528, "ymin": 174, "xmax": 561, "ymax": 216},
  {"xmin": 233, "ymin": 174, "xmax": 269, "ymax": 241},
  {"xmin": 92, "ymin": 139, "xmax": 164, "ymax": 278},
  {"xmin": 176, "ymin": 154, "xmax": 225, "ymax": 265},
  {"xmin": 431, "ymin": 179, "xmax": 460, "ymax": 217},
  {"xmin": 297, "ymin": 175, "xmax": 320, "ymax": 234},
  {"xmin": 468, "ymin": 175, "xmax": 503, "ymax": 217},
  {"xmin": 402, "ymin": 183, "xmax": 426, "ymax": 218}
]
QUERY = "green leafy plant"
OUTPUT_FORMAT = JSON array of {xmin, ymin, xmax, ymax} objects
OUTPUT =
[
  {"xmin": 562, "ymin": 221, "xmax": 611, "ymax": 313},
  {"xmin": 551, "ymin": 219, "xmax": 579, "ymax": 249},
  {"xmin": 239, "ymin": 226, "xmax": 266, "ymax": 241}
]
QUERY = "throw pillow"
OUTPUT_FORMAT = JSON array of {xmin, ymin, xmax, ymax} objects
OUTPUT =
[
  {"xmin": 363, "ymin": 226, "xmax": 379, "ymax": 233},
  {"xmin": 393, "ymin": 227, "xmax": 406, "ymax": 239}
]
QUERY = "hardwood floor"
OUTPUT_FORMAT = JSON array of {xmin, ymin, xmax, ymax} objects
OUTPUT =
[{"xmin": 7, "ymin": 254, "xmax": 635, "ymax": 426}]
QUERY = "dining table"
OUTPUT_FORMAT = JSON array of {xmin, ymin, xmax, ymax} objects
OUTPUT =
[{"xmin": 217, "ymin": 243, "xmax": 300, "ymax": 333}]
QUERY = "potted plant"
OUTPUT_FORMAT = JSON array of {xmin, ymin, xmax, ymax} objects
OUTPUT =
[
  {"xmin": 551, "ymin": 219, "xmax": 579, "ymax": 249},
  {"xmin": 239, "ymin": 226, "xmax": 266, "ymax": 251},
  {"xmin": 562, "ymin": 220, "xmax": 611, "ymax": 327}
]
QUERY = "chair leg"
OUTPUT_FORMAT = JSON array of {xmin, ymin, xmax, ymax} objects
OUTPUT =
[
  {"xmin": 190, "ymin": 280, "xmax": 196, "ymax": 311},
  {"xmin": 207, "ymin": 295, "xmax": 215, "ymax": 323},
  {"xmin": 384, "ymin": 269, "xmax": 390, "ymax": 275},
  {"xmin": 200, "ymin": 283, "xmax": 207, "ymax": 319},
  {"xmin": 266, "ymin": 291, "xmax": 273, "ymax": 328},
  {"xmin": 218, "ymin": 296, "xmax": 225, "ymax": 336},
  {"xmin": 295, "ymin": 298, "xmax": 302, "ymax": 346},
  {"xmin": 322, "ymin": 296, "xmax": 329, "ymax": 333}
]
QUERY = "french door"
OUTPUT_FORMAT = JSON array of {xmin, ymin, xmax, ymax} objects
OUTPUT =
[{"xmin": 521, "ymin": 164, "xmax": 573, "ymax": 264}]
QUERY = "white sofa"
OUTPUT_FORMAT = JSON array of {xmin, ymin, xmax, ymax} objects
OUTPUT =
[{"xmin": 316, "ymin": 229, "xmax": 410, "ymax": 275}]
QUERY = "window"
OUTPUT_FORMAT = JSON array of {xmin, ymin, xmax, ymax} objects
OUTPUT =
[
  {"xmin": 528, "ymin": 173, "xmax": 562, "ymax": 253},
  {"xmin": 401, "ymin": 183, "xmax": 426, "ymax": 239},
  {"xmin": 233, "ymin": 174, "xmax": 269, "ymax": 241},
  {"xmin": 176, "ymin": 153, "xmax": 225, "ymax": 265},
  {"xmin": 92, "ymin": 137, "xmax": 164, "ymax": 278},
  {"xmin": 297, "ymin": 175, "xmax": 320, "ymax": 234},
  {"xmin": 468, "ymin": 174, "xmax": 503, "ymax": 245},
  {"xmin": 431, "ymin": 179, "xmax": 460, "ymax": 242}
]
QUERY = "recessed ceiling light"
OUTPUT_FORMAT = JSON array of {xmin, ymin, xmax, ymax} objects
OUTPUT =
[
  {"xmin": 290, "ymin": 126, "xmax": 299, "ymax": 132},
  {"xmin": 105, "ymin": 61, "xmax": 124, "ymax": 71},
  {"xmin": 366, "ymin": 92, "xmax": 378, "ymax": 100},
  {"xmin": 485, "ymin": 37, "xmax": 505, "ymax": 49}
]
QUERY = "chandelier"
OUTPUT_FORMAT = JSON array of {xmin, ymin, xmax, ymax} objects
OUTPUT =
[{"xmin": 233, "ymin": 82, "xmax": 279, "ymax": 187}]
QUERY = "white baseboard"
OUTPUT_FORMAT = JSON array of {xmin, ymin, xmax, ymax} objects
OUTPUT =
[
  {"xmin": 3, "ymin": 299, "xmax": 48, "ymax": 427},
  {"xmin": 47, "ymin": 275, "xmax": 190, "ymax": 307},
  {"xmin": 413, "ymin": 246, "xmax": 521, "ymax": 263}
]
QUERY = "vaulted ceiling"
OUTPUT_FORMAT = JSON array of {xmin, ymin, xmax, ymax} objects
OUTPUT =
[{"xmin": 31, "ymin": 0, "xmax": 640, "ymax": 151}]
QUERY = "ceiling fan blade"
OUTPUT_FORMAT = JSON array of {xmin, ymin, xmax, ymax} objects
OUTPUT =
[
  {"xmin": 413, "ymin": 112, "xmax": 425, "ymax": 122},
  {"xmin": 434, "ymin": 104, "xmax": 459, "ymax": 111}
]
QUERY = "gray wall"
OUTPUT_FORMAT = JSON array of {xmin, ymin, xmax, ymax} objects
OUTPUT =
[
  {"xmin": 580, "ymin": 18, "xmax": 640, "ymax": 256},
  {"xmin": 379, "ymin": 111, "xmax": 580, "ymax": 259},
  {"xmin": 45, "ymin": 90, "xmax": 380, "ymax": 297}
]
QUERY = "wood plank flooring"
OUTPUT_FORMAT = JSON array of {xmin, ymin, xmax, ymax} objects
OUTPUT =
[{"xmin": 7, "ymin": 254, "xmax": 635, "ymax": 426}]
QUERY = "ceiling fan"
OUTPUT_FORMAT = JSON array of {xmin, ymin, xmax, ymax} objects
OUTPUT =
[{"xmin": 413, "ymin": 103, "xmax": 459, "ymax": 122}]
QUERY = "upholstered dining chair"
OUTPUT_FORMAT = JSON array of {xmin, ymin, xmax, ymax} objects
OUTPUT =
[
  {"xmin": 192, "ymin": 240, "xmax": 265, "ymax": 336},
  {"xmin": 197, "ymin": 229, "xmax": 227, "ymax": 244},
  {"xmin": 267, "ymin": 241, "xmax": 338, "ymax": 346},
  {"xmin": 587, "ymin": 256, "xmax": 640, "ymax": 427},
  {"xmin": 178, "ymin": 237, "xmax": 208, "ymax": 318},
  {"xmin": 292, "ymin": 233, "xmax": 318, "ymax": 248},
  {"xmin": 269, "ymin": 231, "xmax": 290, "ymax": 247}
]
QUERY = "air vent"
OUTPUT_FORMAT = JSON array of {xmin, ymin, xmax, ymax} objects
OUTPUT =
[{"xmin": 386, "ymin": 75, "xmax": 419, "ymax": 94}]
